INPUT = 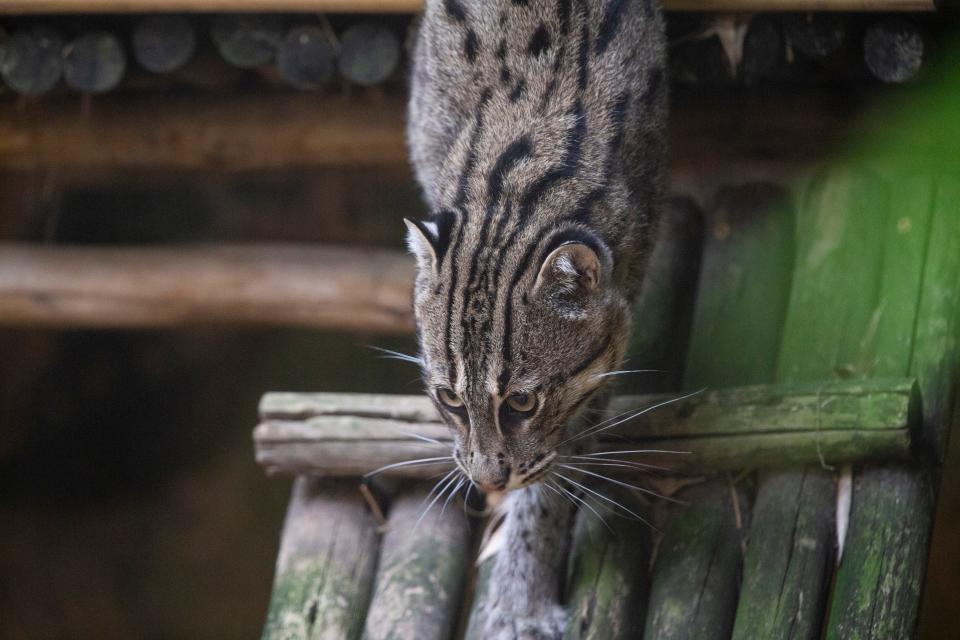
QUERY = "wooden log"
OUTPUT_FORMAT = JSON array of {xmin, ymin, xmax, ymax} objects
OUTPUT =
[
  {"xmin": 623, "ymin": 196, "xmax": 704, "ymax": 394},
  {"xmin": 0, "ymin": 93, "xmax": 408, "ymax": 170},
  {"xmin": 63, "ymin": 31, "xmax": 126, "ymax": 94},
  {"xmin": 564, "ymin": 489, "xmax": 652, "ymax": 639},
  {"xmin": 0, "ymin": 244, "xmax": 415, "ymax": 333},
  {"xmin": 0, "ymin": 0, "xmax": 937, "ymax": 13},
  {"xmin": 253, "ymin": 378, "xmax": 920, "ymax": 477},
  {"xmin": 825, "ymin": 465, "xmax": 933, "ymax": 639},
  {"xmin": 0, "ymin": 27, "xmax": 63, "ymax": 96},
  {"xmin": 211, "ymin": 14, "xmax": 283, "ymax": 69},
  {"xmin": 644, "ymin": 480, "xmax": 749, "ymax": 639},
  {"xmin": 684, "ymin": 184, "xmax": 795, "ymax": 389},
  {"xmin": 783, "ymin": 12, "xmax": 846, "ymax": 58},
  {"xmin": 262, "ymin": 477, "xmax": 380, "ymax": 640},
  {"xmin": 863, "ymin": 19, "xmax": 923, "ymax": 84},
  {"xmin": 731, "ymin": 469, "xmax": 835, "ymax": 640},
  {"xmin": 363, "ymin": 486, "xmax": 471, "ymax": 640},
  {"xmin": 276, "ymin": 25, "xmax": 335, "ymax": 90},
  {"xmin": 338, "ymin": 21, "xmax": 401, "ymax": 87},
  {"xmin": 132, "ymin": 15, "xmax": 197, "ymax": 74}
]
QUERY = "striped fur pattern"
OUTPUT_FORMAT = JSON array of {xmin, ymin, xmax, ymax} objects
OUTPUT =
[{"xmin": 406, "ymin": 1, "xmax": 665, "ymax": 636}]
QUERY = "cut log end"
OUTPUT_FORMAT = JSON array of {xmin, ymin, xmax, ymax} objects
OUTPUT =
[
  {"xmin": 0, "ymin": 27, "xmax": 64, "ymax": 96},
  {"xmin": 211, "ymin": 13, "xmax": 284, "ymax": 70},
  {"xmin": 864, "ymin": 19, "xmax": 923, "ymax": 84},
  {"xmin": 277, "ymin": 25, "xmax": 335, "ymax": 90},
  {"xmin": 64, "ymin": 32, "xmax": 126, "ymax": 94},
  {"xmin": 132, "ymin": 15, "xmax": 197, "ymax": 74},
  {"xmin": 338, "ymin": 21, "xmax": 401, "ymax": 87}
]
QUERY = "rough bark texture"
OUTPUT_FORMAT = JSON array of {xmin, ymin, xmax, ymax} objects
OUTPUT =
[
  {"xmin": 731, "ymin": 470, "xmax": 835, "ymax": 640},
  {"xmin": 262, "ymin": 478, "xmax": 380, "ymax": 640},
  {"xmin": 363, "ymin": 486, "xmax": 471, "ymax": 640},
  {"xmin": 255, "ymin": 378, "xmax": 919, "ymax": 477},
  {"xmin": 0, "ymin": 244, "xmax": 414, "ymax": 333},
  {"xmin": 564, "ymin": 490, "xmax": 652, "ymax": 640},
  {"xmin": 644, "ymin": 480, "xmax": 749, "ymax": 640}
]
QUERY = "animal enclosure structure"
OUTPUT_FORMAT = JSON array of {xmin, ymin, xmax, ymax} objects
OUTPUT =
[{"xmin": 0, "ymin": 1, "xmax": 956, "ymax": 639}]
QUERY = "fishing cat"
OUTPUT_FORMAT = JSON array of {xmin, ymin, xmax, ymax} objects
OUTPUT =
[{"xmin": 405, "ymin": 0, "xmax": 666, "ymax": 637}]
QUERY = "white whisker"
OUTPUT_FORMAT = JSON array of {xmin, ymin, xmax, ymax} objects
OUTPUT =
[
  {"xmin": 591, "ymin": 369, "xmax": 662, "ymax": 379},
  {"xmin": 569, "ymin": 388, "xmax": 705, "ymax": 444},
  {"xmin": 554, "ymin": 472, "xmax": 656, "ymax": 530},
  {"xmin": 561, "ymin": 457, "xmax": 670, "ymax": 473},
  {"xmin": 416, "ymin": 471, "xmax": 461, "ymax": 528},
  {"xmin": 441, "ymin": 478, "xmax": 466, "ymax": 516},
  {"xmin": 558, "ymin": 464, "xmax": 685, "ymax": 505},
  {"xmin": 367, "ymin": 345, "xmax": 424, "ymax": 366},
  {"xmin": 363, "ymin": 456, "xmax": 453, "ymax": 478}
]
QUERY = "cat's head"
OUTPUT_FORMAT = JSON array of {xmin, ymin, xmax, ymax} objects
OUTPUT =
[{"xmin": 405, "ymin": 215, "xmax": 631, "ymax": 492}]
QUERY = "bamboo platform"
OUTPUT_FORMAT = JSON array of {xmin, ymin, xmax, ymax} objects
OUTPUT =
[
  {"xmin": 255, "ymin": 169, "xmax": 960, "ymax": 638},
  {"xmin": 0, "ymin": 0, "xmax": 937, "ymax": 13}
]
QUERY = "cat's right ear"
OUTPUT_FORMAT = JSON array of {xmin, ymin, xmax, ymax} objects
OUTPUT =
[
  {"xmin": 404, "ymin": 211, "xmax": 453, "ymax": 274},
  {"xmin": 404, "ymin": 218, "xmax": 440, "ymax": 273}
]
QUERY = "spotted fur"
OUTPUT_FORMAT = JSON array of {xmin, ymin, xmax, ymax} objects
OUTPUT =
[{"xmin": 406, "ymin": 1, "xmax": 665, "ymax": 637}]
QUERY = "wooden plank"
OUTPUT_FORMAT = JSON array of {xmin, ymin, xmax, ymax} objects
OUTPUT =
[
  {"xmin": 253, "ymin": 378, "xmax": 919, "ymax": 477},
  {"xmin": 564, "ymin": 490, "xmax": 652, "ymax": 640},
  {"xmin": 0, "ymin": 0, "xmax": 935, "ymax": 13},
  {"xmin": 731, "ymin": 469, "xmax": 835, "ymax": 640},
  {"xmin": 825, "ymin": 466, "xmax": 934, "ymax": 639},
  {"xmin": 0, "ymin": 244, "xmax": 415, "ymax": 333},
  {"xmin": 262, "ymin": 478, "xmax": 379, "ymax": 640},
  {"xmin": 0, "ymin": 94, "xmax": 408, "ymax": 171},
  {"xmin": 644, "ymin": 480, "xmax": 749, "ymax": 640},
  {"xmin": 363, "ymin": 486, "xmax": 471, "ymax": 640},
  {"xmin": 684, "ymin": 184, "xmax": 795, "ymax": 389}
]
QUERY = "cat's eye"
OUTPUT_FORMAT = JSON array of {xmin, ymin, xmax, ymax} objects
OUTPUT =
[
  {"xmin": 506, "ymin": 392, "xmax": 537, "ymax": 414},
  {"xmin": 437, "ymin": 388, "xmax": 464, "ymax": 408}
]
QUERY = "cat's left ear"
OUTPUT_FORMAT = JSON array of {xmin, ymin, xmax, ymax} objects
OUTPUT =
[{"xmin": 533, "ymin": 235, "xmax": 612, "ymax": 301}]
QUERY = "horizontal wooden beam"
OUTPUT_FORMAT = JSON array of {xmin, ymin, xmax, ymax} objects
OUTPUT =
[
  {"xmin": 0, "ymin": 94, "xmax": 408, "ymax": 171},
  {"xmin": 0, "ymin": 0, "xmax": 935, "ymax": 13},
  {"xmin": 254, "ymin": 377, "xmax": 920, "ymax": 477},
  {"xmin": 0, "ymin": 243, "xmax": 415, "ymax": 332}
]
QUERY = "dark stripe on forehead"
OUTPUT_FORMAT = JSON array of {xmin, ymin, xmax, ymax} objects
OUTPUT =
[
  {"xmin": 518, "ymin": 100, "xmax": 586, "ymax": 222},
  {"xmin": 552, "ymin": 331, "xmax": 612, "ymax": 384},
  {"xmin": 595, "ymin": 0, "xmax": 629, "ymax": 56},
  {"xmin": 443, "ymin": 89, "xmax": 493, "ymax": 382}
]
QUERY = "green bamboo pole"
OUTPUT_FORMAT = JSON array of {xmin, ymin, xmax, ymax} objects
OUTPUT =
[
  {"xmin": 262, "ymin": 478, "xmax": 380, "ymax": 640},
  {"xmin": 363, "ymin": 486, "xmax": 471, "ymax": 640},
  {"xmin": 644, "ymin": 480, "xmax": 750, "ymax": 639},
  {"xmin": 645, "ymin": 184, "xmax": 794, "ymax": 640},
  {"xmin": 564, "ymin": 489, "xmax": 653, "ymax": 640}
]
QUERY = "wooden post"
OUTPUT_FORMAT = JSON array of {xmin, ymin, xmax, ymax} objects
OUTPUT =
[
  {"xmin": 337, "ymin": 21, "xmax": 401, "ymax": 87},
  {"xmin": 277, "ymin": 25, "xmax": 335, "ymax": 90},
  {"xmin": 0, "ymin": 27, "xmax": 63, "ymax": 96},
  {"xmin": 363, "ymin": 486, "xmax": 471, "ymax": 640},
  {"xmin": 63, "ymin": 31, "xmax": 126, "ymax": 94},
  {"xmin": 132, "ymin": 15, "xmax": 197, "ymax": 74},
  {"xmin": 262, "ymin": 478, "xmax": 380, "ymax": 640}
]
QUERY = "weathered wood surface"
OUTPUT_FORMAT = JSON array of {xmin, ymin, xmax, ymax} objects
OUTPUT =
[
  {"xmin": 0, "ymin": 94, "xmax": 408, "ymax": 171},
  {"xmin": 644, "ymin": 480, "xmax": 749, "ymax": 640},
  {"xmin": 256, "ymin": 379, "xmax": 919, "ymax": 478},
  {"xmin": 0, "ymin": 0, "xmax": 936, "ymax": 13},
  {"xmin": 564, "ymin": 490, "xmax": 652, "ymax": 640},
  {"xmin": 363, "ymin": 486, "xmax": 471, "ymax": 640},
  {"xmin": 263, "ymin": 478, "xmax": 379, "ymax": 640},
  {"xmin": 731, "ymin": 470, "xmax": 835, "ymax": 640},
  {"xmin": 826, "ymin": 465, "xmax": 933, "ymax": 639},
  {"xmin": 0, "ymin": 244, "xmax": 415, "ymax": 333}
]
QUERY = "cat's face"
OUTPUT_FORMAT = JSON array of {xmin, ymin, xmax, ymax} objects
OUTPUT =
[{"xmin": 406, "ymin": 218, "xmax": 630, "ymax": 492}]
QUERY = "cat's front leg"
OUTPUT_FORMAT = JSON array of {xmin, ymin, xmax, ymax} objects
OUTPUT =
[{"xmin": 478, "ymin": 484, "xmax": 574, "ymax": 640}]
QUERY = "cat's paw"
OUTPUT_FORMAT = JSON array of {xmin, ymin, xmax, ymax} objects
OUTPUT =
[{"xmin": 483, "ymin": 604, "xmax": 566, "ymax": 640}]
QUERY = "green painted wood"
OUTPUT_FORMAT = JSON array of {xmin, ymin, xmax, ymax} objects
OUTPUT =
[
  {"xmin": 645, "ymin": 185, "xmax": 792, "ymax": 639},
  {"xmin": 263, "ymin": 478, "xmax": 379, "ymax": 640},
  {"xmin": 731, "ymin": 469, "xmax": 835, "ymax": 640},
  {"xmin": 644, "ymin": 480, "xmax": 749, "ymax": 640},
  {"xmin": 908, "ymin": 174, "xmax": 960, "ymax": 459},
  {"xmin": 625, "ymin": 196, "xmax": 704, "ymax": 394},
  {"xmin": 684, "ymin": 184, "xmax": 795, "ymax": 389},
  {"xmin": 564, "ymin": 490, "xmax": 652, "ymax": 640},
  {"xmin": 825, "ymin": 466, "xmax": 934, "ymax": 640}
]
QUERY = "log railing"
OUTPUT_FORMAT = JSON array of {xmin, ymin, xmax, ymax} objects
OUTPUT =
[
  {"xmin": 0, "ymin": 0, "xmax": 937, "ymax": 13},
  {"xmin": 0, "ymin": 243, "xmax": 415, "ymax": 333},
  {"xmin": 253, "ymin": 377, "xmax": 921, "ymax": 477}
]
